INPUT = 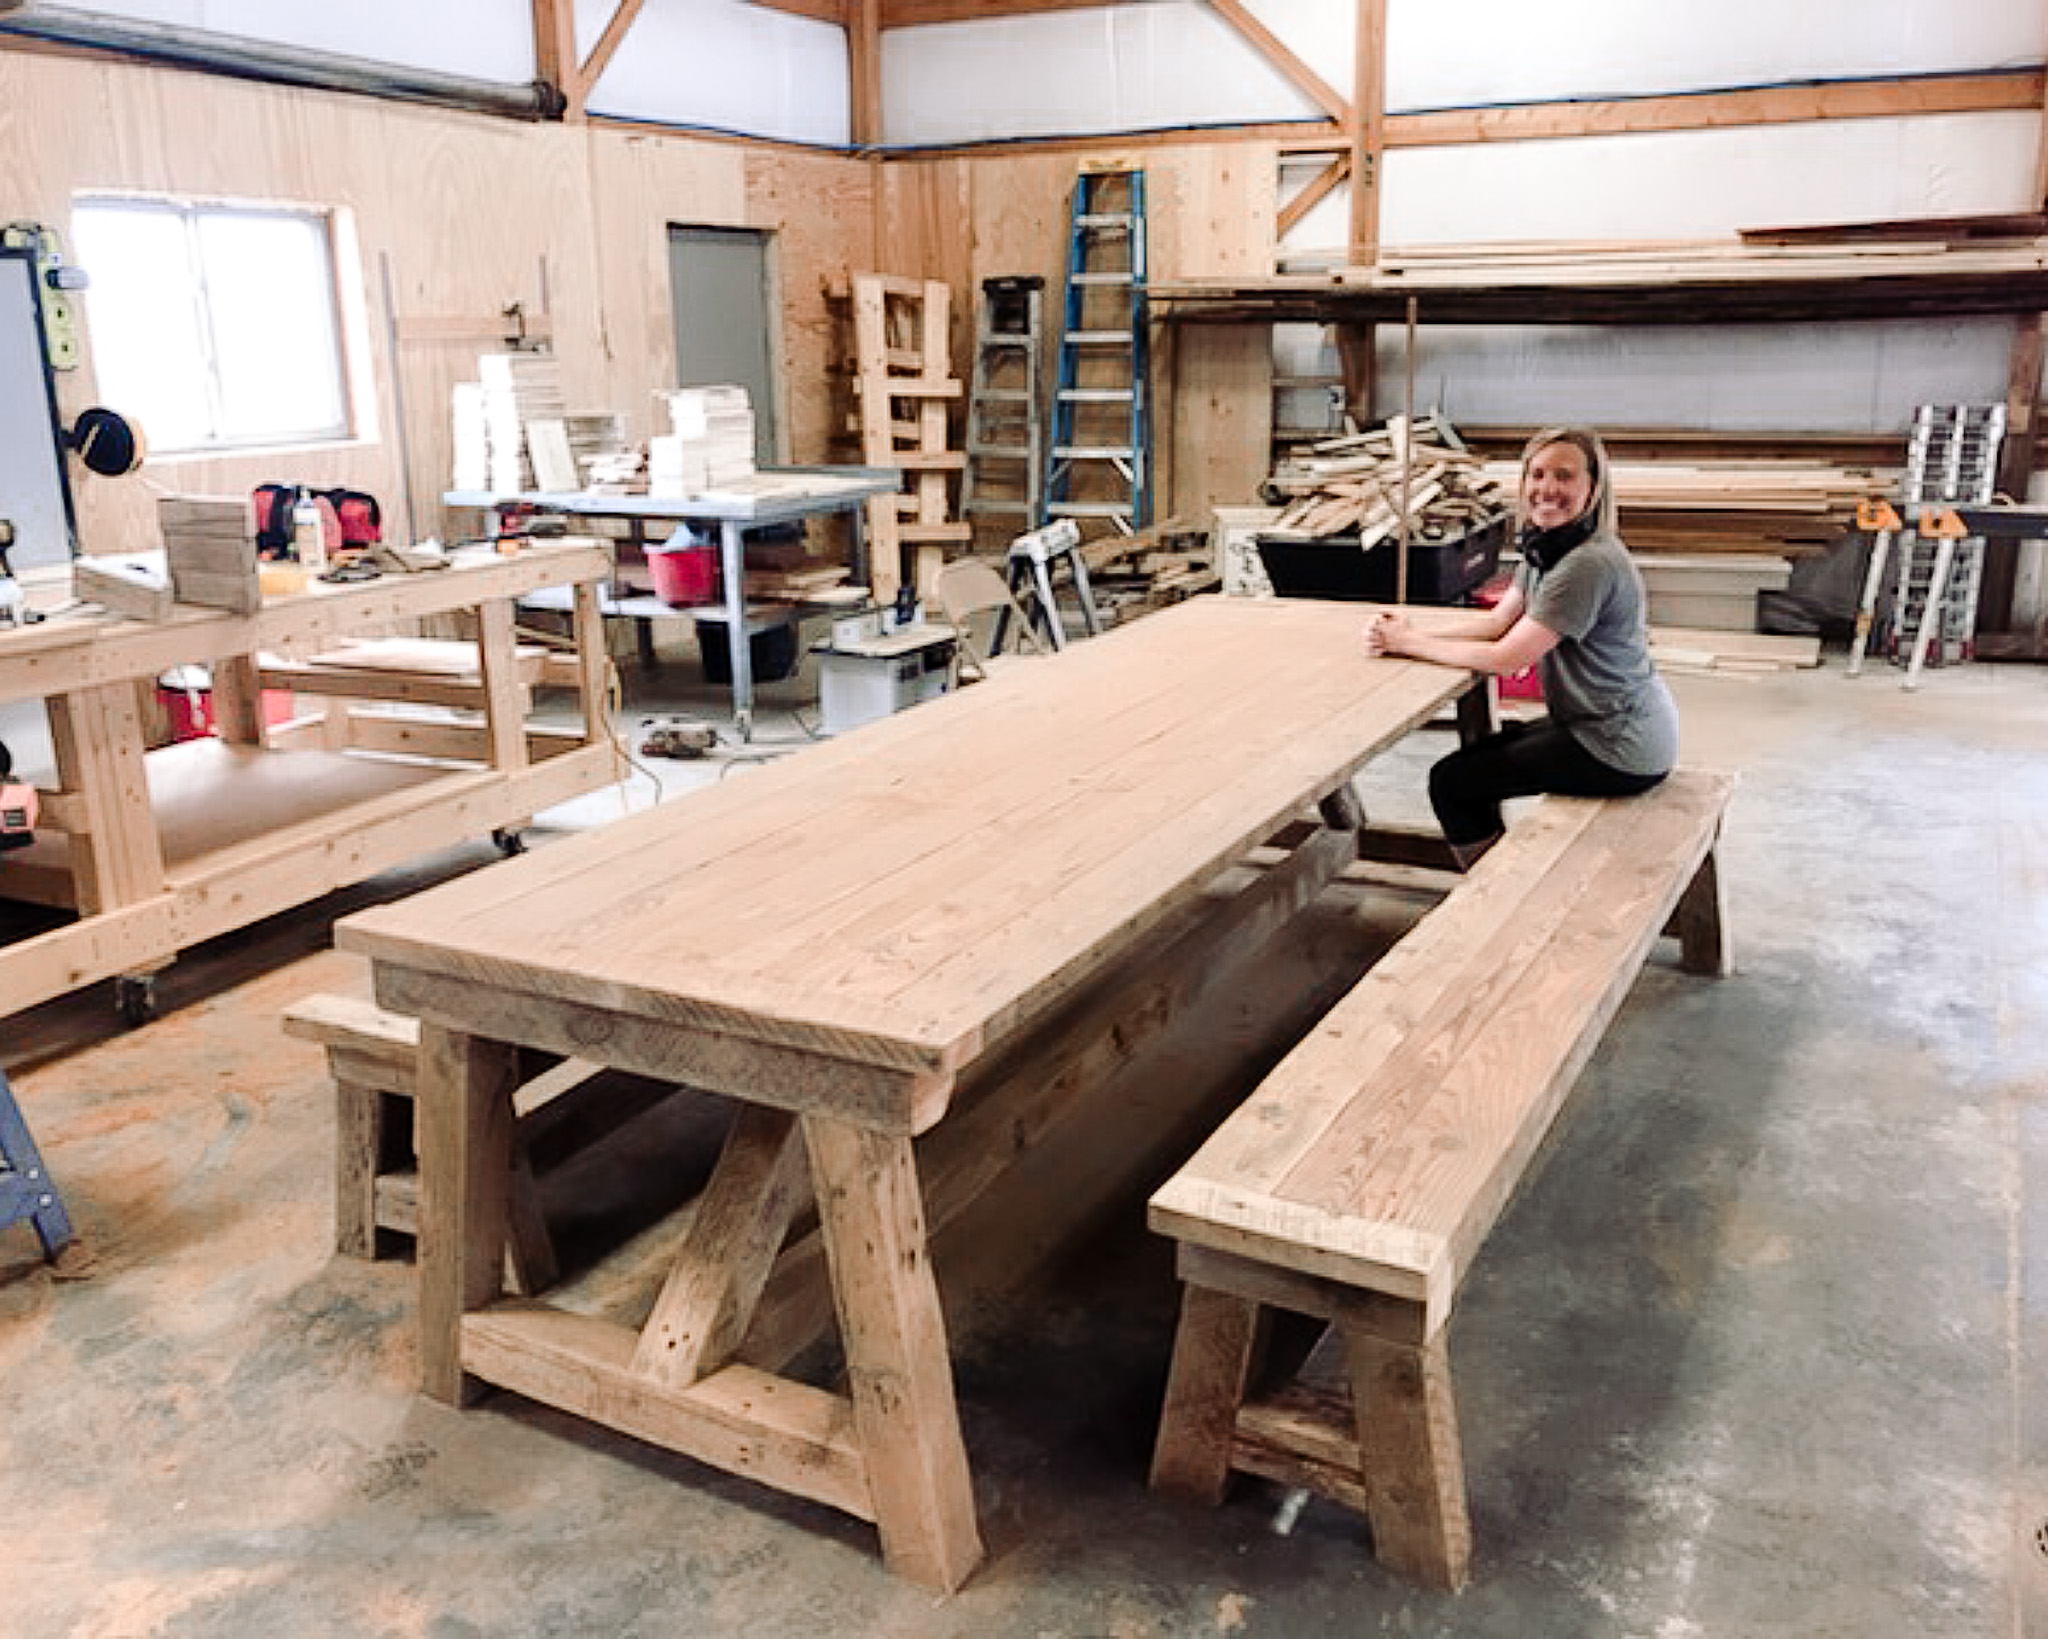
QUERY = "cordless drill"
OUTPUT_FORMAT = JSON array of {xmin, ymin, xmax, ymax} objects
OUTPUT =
[{"xmin": 0, "ymin": 738, "xmax": 37, "ymax": 851}]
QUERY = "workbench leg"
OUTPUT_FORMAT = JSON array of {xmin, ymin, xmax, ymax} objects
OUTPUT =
[
  {"xmin": 415, "ymin": 1024, "xmax": 521, "ymax": 1406},
  {"xmin": 1342, "ymin": 1317, "xmax": 1471, "ymax": 1593},
  {"xmin": 720, "ymin": 520, "xmax": 754, "ymax": 741},
  {"xmin": 1151, "ymin": 1282, "xmax": 1267, "ymax": 1504},
  {"xmin": 805, "ymin": 1114, "xmax": 983, "ymax": 1593}
]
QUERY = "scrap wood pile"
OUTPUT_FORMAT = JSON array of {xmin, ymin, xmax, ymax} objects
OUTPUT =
[
  {"xmin": 1073, "ymin": 518, "xmax": 1218, "ymax": 616},
  {"xmin": 1262, "ymin": 414, "xmax": 1511, "ymax": 544}
]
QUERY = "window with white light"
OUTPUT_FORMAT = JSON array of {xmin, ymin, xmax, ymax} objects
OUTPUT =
[{"xmin": 71, "ymin": 197, "xmax": 351, "ymax": 456}]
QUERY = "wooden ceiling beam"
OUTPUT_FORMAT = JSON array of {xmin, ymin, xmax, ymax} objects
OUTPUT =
[
  {"xmin": 1204, "ymin": 0, "xmax": 1350, "ymax": 127},
  {"xmin": 849, "ymin": 0, "xmax": 882, "ymax": 145},
  {"xmin": 1278, "ymin": 153, "xmax": 1349, "ymax": 239},
  {"xmin": 881, "ymin": 0, "xmax": 1109, "ymax": 27},
  {"xmin": 752, "ymin": 0, "xmax": 850, "ymax": 22},
  {"xmin": 530, "ymin": 0, "xmax": 581, "ymax": 118},
  {"xmin": 576, "ymin": 0, "xmax": 647, "ymax": 105}
]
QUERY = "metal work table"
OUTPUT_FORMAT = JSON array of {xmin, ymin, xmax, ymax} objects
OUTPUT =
[{"xmin": 446, "ymin": 467, "xmax": 899, "ymax": 738}]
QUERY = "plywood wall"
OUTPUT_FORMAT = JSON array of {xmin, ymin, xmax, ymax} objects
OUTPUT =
[
  {"xmin": 0, "ymin": 46, "xmax": 1276, "ymax": 565},
  {"xmin": 894, "ymin": 140, "xmax": 1278, "ymax": 541},
  {"xmin": 0, "ymin": 49, "xmax": 875, "ymax": 555}
]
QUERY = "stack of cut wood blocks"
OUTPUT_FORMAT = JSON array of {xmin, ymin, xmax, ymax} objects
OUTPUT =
[
  {"xmin": 1263, "ymin": 414, "xmax": 1511, "ymax": 544},
  {"xmin": 160, "ymin": 496, "xmax": 261, "ymax": 615},
  {"xmin": 845, "ymin": 274, "xmax": 971, "ymax": 601},
  {"xmin": 451, "ymin": 351, "xmax": 566, "ymax": 493},
  {"xmin": 650, "ymin": 386, "xmax": 756, "ymax": 497}
]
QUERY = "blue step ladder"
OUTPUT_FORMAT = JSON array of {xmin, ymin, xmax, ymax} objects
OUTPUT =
[
  {"xmin": 0, "ymin": 1067, "xmax": 74, "ymax": 1261},
  {"xmin": 1045, "ymin": 165, "xmax": 1149, "ymax": 538}
]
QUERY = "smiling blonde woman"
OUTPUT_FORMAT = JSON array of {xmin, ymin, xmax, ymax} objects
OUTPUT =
[{"xmin": 1364, "ymin": 426, "xmax": 1679, "ymax": 870}]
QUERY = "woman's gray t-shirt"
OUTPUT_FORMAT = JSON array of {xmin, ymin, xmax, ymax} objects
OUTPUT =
[{"xmin": 1516, "ymin": 533, "xmax": 1679, "ymax": 776}]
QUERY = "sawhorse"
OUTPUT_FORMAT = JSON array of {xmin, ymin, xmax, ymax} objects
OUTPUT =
[
  {"xmin": 1004, "ymin": 518, "xmax": 1103, "ymax": 652},
  {"xmin": 0, "ymin": 1067, "xmax": 74, "ymax": 1261}
]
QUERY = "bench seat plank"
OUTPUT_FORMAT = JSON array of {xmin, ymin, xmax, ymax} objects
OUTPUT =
[
  {"xmin": 1149, "ymin": 769, "xmax": 1734, "ymax": 1590},
  {"xmin": 1151, "ymin": 770, "xmax": 1734, "ymax": 1332}
]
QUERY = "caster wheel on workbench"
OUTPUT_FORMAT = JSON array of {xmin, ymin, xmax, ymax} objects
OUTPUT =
[
  {"xmin": 491, "ymin": 828, "xmax": 527, "ymax": 857},
  {"xmin": 114, "ymin": 975, "xmax": 157, "ymax": 1028}
]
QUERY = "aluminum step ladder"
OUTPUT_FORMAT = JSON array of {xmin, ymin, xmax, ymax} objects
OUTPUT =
[
  {"xmin": 0, "ymin": 1067, "xmax": 74, "ymax": 1262},
  {"xmin": 962, "ymin": 276, "xmax": 1045, "ymax": 532},
  {"xmin": 1884, "ymin": 404, "xmax": 2005, "ymax": 688},
  {"xmin": 1045, "ymin": 165, "xmax": 1150, "ymax": 538}
]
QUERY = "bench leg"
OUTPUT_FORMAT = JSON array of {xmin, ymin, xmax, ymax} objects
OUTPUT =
[
  {"xmin": 1343, "ymin": 1319, "xmax": 1472, "ymax": 1592},
  {"xmin": 1672, "ymin": 843, "xmax": 1732, "ymax": 978},
  {"xmin": 333, "ymin": 1078, "xmax": 399, "ymax": 1260},
  {"xmin": 1151, "ymin": 1283, "xmax": 1268, "ymax": 1503}
]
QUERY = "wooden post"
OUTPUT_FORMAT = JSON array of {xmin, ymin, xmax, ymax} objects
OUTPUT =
[
  {"xmin": 1348, "ymin": 0, "xmax": 1388, "ymax": 268},
  {"xmin": 1151, "ymin": 1284, "xmax": 1267, "ymax": 1503},
  {"xmin": 1344, "ymin": 1319, "xmax": 1472, "ymax": 1592},
  {"xmin": 848, "ymin": 0, "xmax": 882, "ymax": 147},
  {"xmin": 530, "ymin": 0, "xmax": 580, "ymax": 119}
]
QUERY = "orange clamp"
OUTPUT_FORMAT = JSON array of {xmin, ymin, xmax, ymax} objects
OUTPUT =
[
  {"xmin": 1856, "ymin": 498, "xmax": 1901, "ymax": 533},
  {"xmin": 1918, "ymin": 508, "xmax": 1967, "ymax": 540}
]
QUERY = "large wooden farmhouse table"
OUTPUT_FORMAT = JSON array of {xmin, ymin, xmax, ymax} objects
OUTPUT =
[{"xmin": 335, "ymin": 593, "xmax": 1481, "ymax": 1591}]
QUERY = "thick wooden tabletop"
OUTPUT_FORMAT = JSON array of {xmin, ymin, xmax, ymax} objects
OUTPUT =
[{"xmin": 337, "ymin": 596, "xmax": 1469, "ymax": 1106}]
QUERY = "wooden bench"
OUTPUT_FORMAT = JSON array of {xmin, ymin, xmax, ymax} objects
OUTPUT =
[
  {"xmin": 281, "ymin": 994, "xmax": 675, "ymax": 1292},
  {"xmin": 1146, "ymin": 768, "xmax": 1735, "ymax": 1591}
]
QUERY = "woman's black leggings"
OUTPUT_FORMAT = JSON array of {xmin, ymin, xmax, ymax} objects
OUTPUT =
[{"xmin": 1429, "ymin": 719, "xmax": 1667, "ymax": 846}]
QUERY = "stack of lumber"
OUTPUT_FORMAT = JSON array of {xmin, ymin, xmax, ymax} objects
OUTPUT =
[
  {"xmin": 1474, "ymin": 456, "xmax": 1885, "ymax": 556},
  {"xmin": 1152, "ymin": 236, "xmax": 2048, "ymax": 324},
  {"xmin": 1263, "ymin": 414, "xmax": 1511, "ymax": 543},
  {"xmin": 157, "ymin": 495, "xmax": 260, "ymax": 615},
  {"xmin": 1078, "ymin": 518, "xmax": 1220, "ymax": 617},
  {"xmin": 1648, "ymin": 626, "xmax": 1821, "ymax": 678},
  {"xmin": 649, "ymin": 386, "xmax": 756, "ymax": 496},
  {"xmin": 741, "ymin": 529, "xmax": 851, "ymax": 602}
]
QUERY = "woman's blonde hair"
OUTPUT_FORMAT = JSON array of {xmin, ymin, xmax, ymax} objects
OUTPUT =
[{"xmin": 1519, "ymin": 426, "xmax": 1618, "ymax": 538}]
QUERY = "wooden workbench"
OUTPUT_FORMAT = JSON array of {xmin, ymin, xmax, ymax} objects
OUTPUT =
[
  {"xmin": 335, "ymin": 594, "xmax": 1483, "ymax": 1592},
  {"xmin": 0, "ymin": 539, "xmax": 624, "ymax": 1021}
]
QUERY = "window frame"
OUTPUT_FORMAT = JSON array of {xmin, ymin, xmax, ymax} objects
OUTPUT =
[{"xmin": 71, "ymin": 193, "xmax": 357, "ymax": 458}]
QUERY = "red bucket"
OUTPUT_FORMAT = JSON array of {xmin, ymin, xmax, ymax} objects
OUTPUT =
[{"xmin": 648, "ymin": 542, "xmax": 718, "ymax": 606}]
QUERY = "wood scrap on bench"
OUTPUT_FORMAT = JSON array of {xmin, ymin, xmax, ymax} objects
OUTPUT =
[{"xmin": 1147, "ymin": 769, "xmax": 1736, "ymax": 1590}]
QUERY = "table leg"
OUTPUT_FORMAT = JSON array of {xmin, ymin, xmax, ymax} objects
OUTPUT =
[
  {"xmin": 720, "ymin": 519, "xmax": 753, "ymax": 741},
  {"xmin": 804, "ymin": 1113, "xmax": 983, "ymax": 1593},
  {"xmin": 415, "ymin": 1022, "xmax": 521, "ymax": 1405}
]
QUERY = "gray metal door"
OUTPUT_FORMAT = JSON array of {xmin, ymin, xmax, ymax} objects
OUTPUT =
[{"xmin": 667, "ymin": 225, "xmax": 777, "ymax": 465}]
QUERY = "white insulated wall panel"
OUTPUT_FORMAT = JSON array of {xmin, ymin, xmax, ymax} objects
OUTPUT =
[
  {"xmin": 580, "ymin": 0, "xmax": 850, "ymax": 145},
  {"xmin": 1361, "ymin": 320, "xmax": 2017, "ymax": 435},
  {"xmin": 1276, "ymin": 112, "xmax": 2041, "ymax": 258},
  {"xmin": 43, "ymin": 0, "xmax": 535, "ymax": 83},
  {"xmin": 1385, "ymin": 0, "xmax": 2044, "ymax": 111},
  {"xmin": 1382, "ymin": 113, "xmax": 2043, "ymax": 243},
  {"xmin": 881, "ymin": 3, "xmax": 1315, "ymax": 147},
  {"xmin": 881, "ymin": 0, "xmax": 2038, "ymax": 146}
]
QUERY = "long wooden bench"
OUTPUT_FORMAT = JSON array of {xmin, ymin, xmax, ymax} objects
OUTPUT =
[
  {"xmin": 1146, "ymin": 768, "xmax": 1735, "ymax": 1591},
  {"xmin": 281, "ymin": 994, "xmax": 676, "ymax": 1292}
]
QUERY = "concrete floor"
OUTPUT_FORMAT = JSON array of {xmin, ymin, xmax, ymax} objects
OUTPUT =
[{"xmin": 3, "ymin": 626, "xmax": 2047, "ymax": 1638}]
